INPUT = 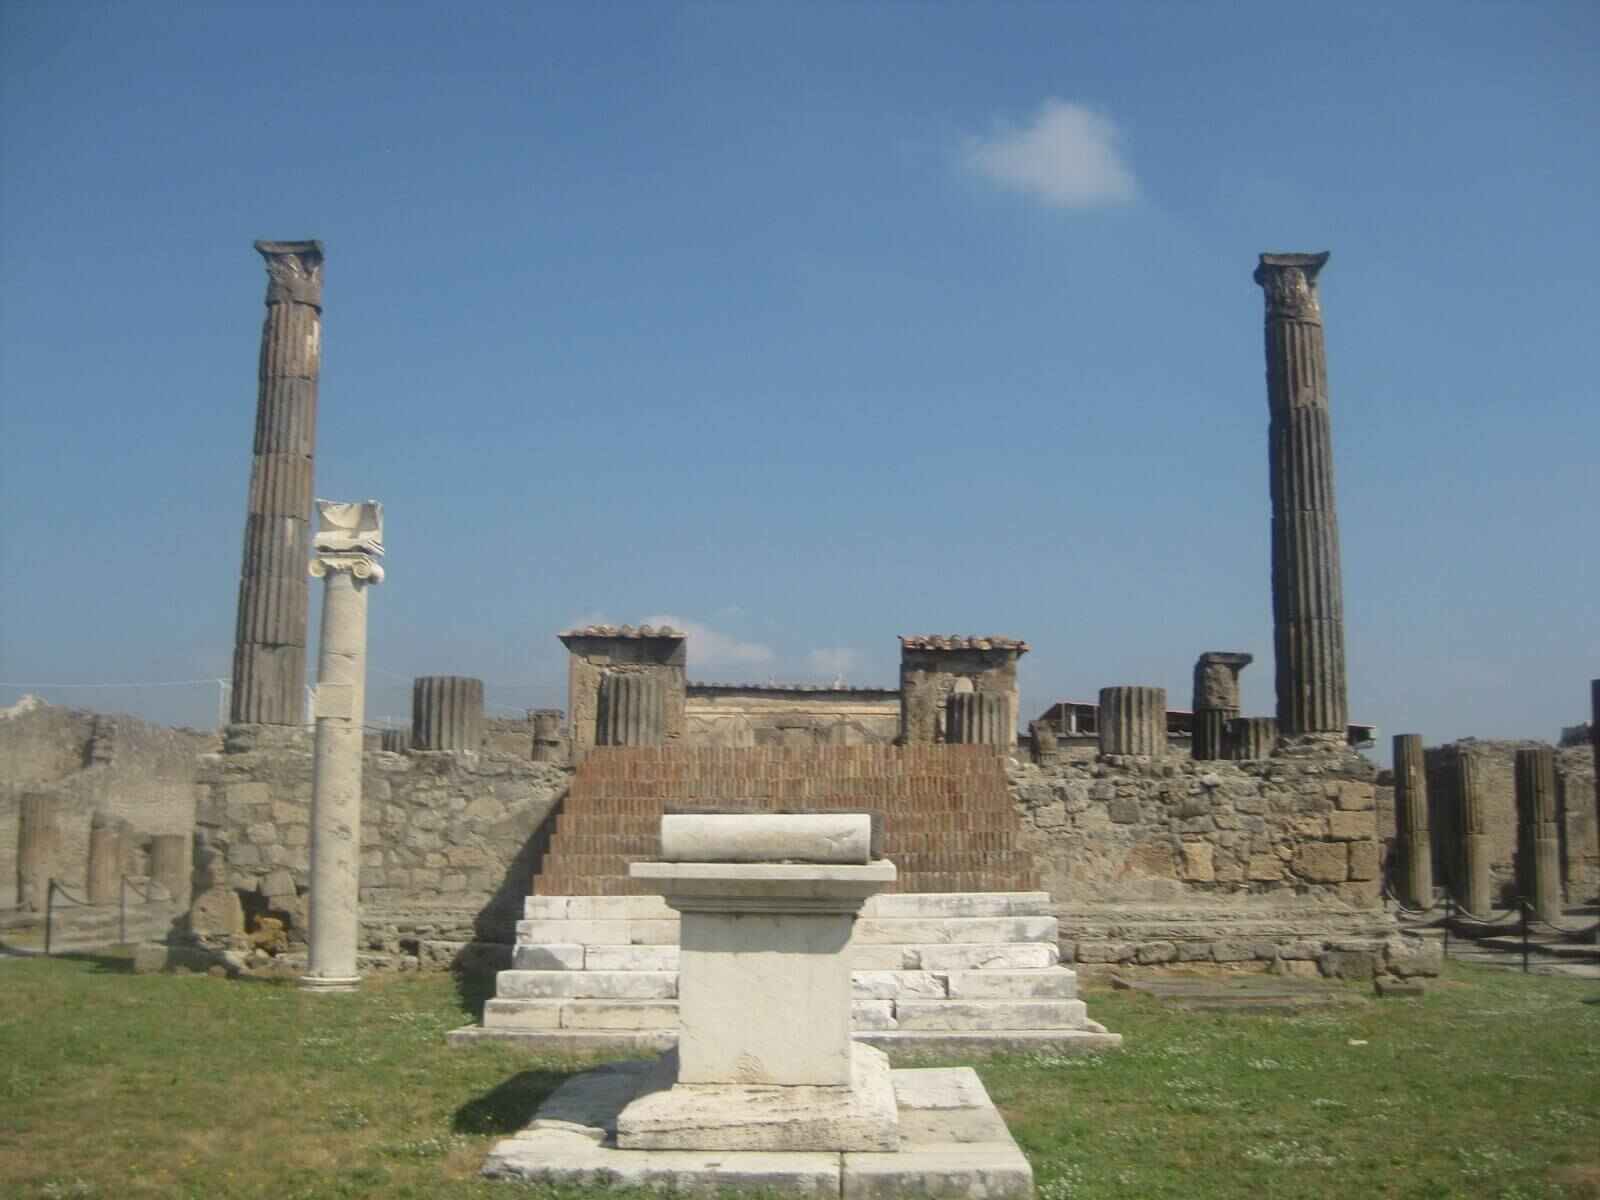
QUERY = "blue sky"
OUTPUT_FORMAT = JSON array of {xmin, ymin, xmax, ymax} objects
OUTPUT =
[{"xmin": 2, "ymin": 2, "xmax": 1595, "ymax": 754}]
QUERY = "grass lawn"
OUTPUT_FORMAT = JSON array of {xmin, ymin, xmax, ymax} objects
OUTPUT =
[{"xmin": 1, "ymin": 954, "xmax": 1595, "ymax": 1199}]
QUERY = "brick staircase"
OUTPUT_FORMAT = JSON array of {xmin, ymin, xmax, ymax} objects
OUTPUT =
[
  {"xmin": 449, "ymin": 745, "xmax": 1120, "ymax": 1053},
  {"xmin": 531, "ymin": 744, "xmax": 1038, "ymax": 896}
]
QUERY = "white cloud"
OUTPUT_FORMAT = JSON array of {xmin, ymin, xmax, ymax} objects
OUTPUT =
[
  {"xmin": 961, "ymin": 99, "xmax": 1137, "ymax": 209},
  {"xmin": 641, "ymin": 614, "xmax": 774, "ymax": 672},
  {"xmin": 807, "ymin": 648, "xmax": 859, "ymax": 681}
]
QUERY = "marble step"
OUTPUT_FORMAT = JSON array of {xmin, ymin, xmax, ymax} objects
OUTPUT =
[
  {"xmin": 495, "ymin": 963, "xmax": 1077, "ymax": 1003},
  {"xmin": 513, "ymin": 940, "xmax": 1063, "ymax": 972},
  {"xmin": 513, "ymin": 914, "xmax": 1058, "ymax": 949},
  {"xmin": 522, "ymin": 891, "xmax": 1054, "ymax": 921}
]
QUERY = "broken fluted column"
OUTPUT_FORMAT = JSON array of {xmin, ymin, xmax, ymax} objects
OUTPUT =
[
  {"xmin": 1229, "ymin": 717, "xmax": 1278, "ymax": 760},
  {"xmin": 301, "ymin": 500, "xmax": 384, "ymax": 993},
  {"xmin": 531, "ymin": 708, "xmax": 564, "ymax": 763},
  {"xmin": 597, "ymin": 673, "xmax": 665, "ymax": 746},
  {"xmin": 86, "ymin": 811, "xmax": 124, "ymax": 905},
  {"xmin": 1456, "ymin": 747, "xmax": 1492, "ymax": 916},
  {"xmin": 1191, "ymin": 652, "xmax": 1253, "ymax": 761},
  {"xmin": 1515, "ymin": 747, "xmax": 1562, "ymax": 922},
  {"xmin": 946, "ymin": 691, "xmax": 1007, "ymax": 747},
  {"xmin": 231, "ymin": 240, "xmax": 323, "ymax": 725},
  {"xmin": 16, "ymin": 793, "xmax": 58, "ymax": 913},
  {"xmin": 1098, "ymin": 687, "xmax": 1166, "ymax": 758},
  {"xmin": 411, "ymin": 676, "xmax": 484, "ymax": 751},
  {"xmin": 1254, "ymin": 253, "xmax": 1349, "ymax": 740},
  {"xmin": 148, "ymin": 834, "xmax": 191, "ymax": 905},
  {"xmin": 1393, "ymin": 734, "xmax": 1433, "ymax": 908}
]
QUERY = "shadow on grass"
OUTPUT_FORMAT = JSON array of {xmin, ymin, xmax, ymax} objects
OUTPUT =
[
  {"xmin": 453, "ymin": 1066, "xmax": 577, "ymax": 1135},
  {"xmin": 453, "ymin": 965, "xmax": 501, "ymax": 1021}
]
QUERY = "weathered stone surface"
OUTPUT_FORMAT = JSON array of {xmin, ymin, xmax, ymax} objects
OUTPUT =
[
  {"xmin": 1293, "ymin": 842, "xmax": 1347, "ymax": 883},
  {"xmin": 1393, "ymin": 733, "xmax": 1433, "ymax": 908},
  {"xmin": 496, "ymin": 970, "xmax": 678, "ymax": 1000},
  {"xmin": 842, "ymin": 1143, "xmax": 1033, "ymax": 1200},
  {"xmin": 86, "ymin": 811, "xmax": 125, "ymax": 905},
  {"xmin": 1457, "ymin": 747, "xmax": 1493, "ymax": 914},
  {"xmin": 16, "ymin": 791, "xmax": 59, "ymax": 912},
  {"xmin": 1192, "ymin": 652, "xmax": 1253, "ymax": 761},
  {"xmin": 1098, "ymin": 687, "xmax": 1166, "ymax": 757},
  {"xmin": 188, "ymin": 884, "xmax": 245, "ymax": 936},
  {"xmin": 1515, "ymin": 746, "xmax": 1562, "ymax": 921},
  {"xmin": 1254, "ymin": 251, "xmax": 1348, "ymax": 736},
  {"xmin": 1229, "ymin": 716, "xmax": 1278, "ymax": 760},
  {"xmin": 512, "ymin": 943, "xmax": 586, "ymax": 970},
  {"xmin": 893, "ymin": 1000, "xmax": 1087, "ymax": 1031},
  {"xmin": 851, "ymin": 971, "xmax": 948, "ymax": 1000},
  {"xmin": 1327, "ymin": 810, "xmax": 1375, "ymax": 841},
  {"xmin": 411, "ymin": 676, "xmax": 484, "ymax": 752},
  {"xmin": 1346, "ymin": 842, "xmax": 1379, "ymax": 881},
  {"xmin": 531, "ymin": 708, "xmax": 565, "ymax": 763},
  {"xmin": 231, "ymin": 240, "xmax": 322, "ymax": 726},
  {"xmin": 1181, "ymin": 842, "xmax": 1215, "ymax": 881},
  {"xmin": 660, "ymin": 813, "xmax": 871, "ymax": 865},
  {"xmin": 907, "ymin": 943, "xmax": 1058, "ymax": 971},
  {"xmin": 943, "ymin": 969, "xmax": 1077, "ymax": 1000}
]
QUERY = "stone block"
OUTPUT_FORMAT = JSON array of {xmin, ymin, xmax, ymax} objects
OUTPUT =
[
  {"xmin": 1247, "ymin": 854, "xmax": 1285, "ymax": 881},
  {"xmin": 497, "ymin": 971, "xmax": 678, "ymax": 1000},
  {"xmin": 851, "ymin": 971, "xmax": 947, "ymax": 1000},
  {"xmin": 1319, "ymin": 949, "xmax": 1376, "ymax": 981},
  {"xmin": 848, "ymin": 945, "xmax": 912, "ymax": 971},
  {"xmin": 258, "ymin": 868, "xmax": 296, "ymax": 899},
  {"xmin": 188, "ymin": 885, "xmax": 244, "ymax": 936},
  {"xmin": 851, "ymin": 916, "xmax": 1058, "ymax": 945},
  {"xmin": 907, "ymin": 943, "xmax": 1058, "ymax": 971},
  {"xmin": 1346, "ymin": 842, "xmax": 1379, "ymax": 881},
  {"xmin": 865, "ymin": 893, "xmax": 1052, "ymax": 919},
  {"xmin": 661, "ymin": 813, "xmax": 872, "ymax": 865},
  {"xmin": 1108, "ymin": 799, "xmax": 1141, "ymax": 824},
  {"xmin": 1374, "ymin": 976, "xmax": 1425, "ymax": 998},
  {"xmin": 842, "ymin": 1144, "xmax": 1034, "ymax": 1200},
  {"xmin": 893, "ymin": 1000, "xmax": 1087, "ymax": 1031},
  {"xmin": 484, "ymin": 1131, "xmax": 842, "ymax": 1196},
  {"xmin": 560, "ymin": 1001, "xmax": 680, "ymax": 1030},
  {"xmin": 587, "ymin": 945, "xmax": 680, "ymax": 972},
  {"xmin": 1327, "ymin": 810, "xmax": 1376, "ymax": 841},
  {"xmin": 511, "ymin": 943, "xmax": 585, "ymax": 970},
  {"xmin": 1210, "ymin": 941, "xmax": 1252, "ymax": 963},
  {"xmin": 484, "ymin": 999, "xmax": 563, "ymax": 1030},
  {"xmin": 851, "ymin": 999, "xmax": 897, "ymax": 1030},
  {"xmin": 1337, "ymin": 781, "xmax": 1376, "ymax": 811},
  {"xmin": 944, "ymin": 970, "xmax": 1077, "ymax": 1000},
  {"xmin": 1293, "ymin": 842, "xmax": 1347, "ymax": 883},
  {"xmin": 1180, "ymin": 843, "xmax": 1215, "ymax": 882},
  {"xmin": 1384, "ymin": 935, "xmax": 1443, "ymax": 978},
  {"xmin": 1136, "ymin": 941, "xmax": 1177, "ymax": 964}
]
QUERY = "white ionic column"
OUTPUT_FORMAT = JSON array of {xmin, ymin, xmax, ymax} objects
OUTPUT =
[{"xmin": 300, "ymin": 500, "xmax": 384, "ymax": 993}]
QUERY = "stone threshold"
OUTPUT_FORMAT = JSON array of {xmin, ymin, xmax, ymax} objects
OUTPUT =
[
  {"xmin": 481, "ymin": 1062, "xmax": 1033, "ymax": 1197},
  {"xmin": 447, "ymin": 1025, "xmax": 1121, "ymax": 1055}
]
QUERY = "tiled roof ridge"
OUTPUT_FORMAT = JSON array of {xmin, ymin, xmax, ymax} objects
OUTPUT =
[
  {"xmin": 560, "ymin": 624, "xmax": 685, "ymax": 639},
  {"xmin": 898, "ymin": 634, "xmax": 1030, "ymax": 652}
]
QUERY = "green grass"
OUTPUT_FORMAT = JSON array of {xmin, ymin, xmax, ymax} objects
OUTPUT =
[{"xmin": 0, "ymin": 955, "xmax": 1595, "ymax": 1199}]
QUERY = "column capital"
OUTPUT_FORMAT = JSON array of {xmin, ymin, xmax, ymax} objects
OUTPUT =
[
  {"xmin": 309, "ymin": 499, "xmax": 384, "ymax": 582},
  {"xmin": 1253, "ymin": 251, "xmax": 1328, "ymax": 322},
  {"xmin": 255, "ymin": 239, "xmax": 324, "ymax": 308}
]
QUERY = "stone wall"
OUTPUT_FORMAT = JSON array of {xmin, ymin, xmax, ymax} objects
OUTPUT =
[
  {"xmin": 683, "ymin": 685, "xmax": 899, "ymax": 748},
  {"xmin": 0, "ymin": 700, "xmax": 211, "ymax": 906},
  {"xmin": 195, "ymin": 730, "xmax": 570, "ymax": 947},
  {"xmin": 1008, "ymin": 745, "xmax": 1400, "ymax": 967}
]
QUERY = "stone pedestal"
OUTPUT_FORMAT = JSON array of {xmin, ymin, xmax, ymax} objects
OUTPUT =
[
  {"xmin": 148, "ymin": 833, "xmax": 191, "ymax": 906},
  {"xmin": 301, "ymin": 501, "xmax": 383, "ymax": 993},
  {"xmin": 1191, "ymin": 652, "xmax": 1253, "ymax": 761},
  {"xmin": 1229, "ymin": 717, "xmax": 1278, "ymax": 761},
  {"xmin": 1515, "ymin": 747, "xmax": 1562, "ymax": 922},
  {"xmin": 598, "ymin": 673, "xmax": 666, "ymax": 747},
  {"xmin": 86, "ymin": 811, "xmax": 124, "ymax": 906},
  {"xmin": 1254, "ymin": 253, "xmax": 1349, "ymax": 737},
  {"xmin": 1393, "ymin": 734, "xmax": 1433, "ymax": 908},
  {"xmin": 412, "ymin": 676, "xmax": 484, "ymax": 751},
  {"xmin": 1098, "ymin": 687, "xmax": 1166, "ymax": 757},
  {"xmin": 617, "ymin": 814, "xmax": 897, "ymax": 1151},
  {"xmin": 945, "ymin": 691, "xmax": 1007, "ymax": 747},
  {"xmin": 231, "ymin": 240, "xmax": 323, "ymax": 726},
  {"xmin": 17, "ymin": 792, "xmax": 58, "ymax": 913},
  {"xmin": 1457, "ymin": 748, "xmax": 1492, "ymax": 916}
]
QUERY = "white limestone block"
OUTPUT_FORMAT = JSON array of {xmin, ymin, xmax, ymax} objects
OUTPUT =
[
  {"xmin": 586, "ymin": 944, "xmax": 680, "ymax": 972},
  {"xmin": 847, "ymin": 945, "xmax": 913, "ymax": 971},
  {"xmin": 562, "ymin": 895, "xmax": 677, "ymax": 921},
  {"xmin": 660, "ymin": 813, "xmax": 872, "ymax": 864},
  {"xmin": 841, "ymin": 1143, "xmax": 1033, "ymax": 1199},
  {"xmin": 864, "ymin": 893, "xmax": 1053, "ymax": 919},
  {"xmin": 851, "ymin": 916, "xmax": 1058, "ymax": 945},
  {"xmin": 560, "ymin": 1000, "xmax": 680, "ymax": 1030},
  {"xmin": 627, "ymin": 919, "xmax": 681, "ymax": 945},
  {"xmin": 851, "ymin": 999, "xmax": 897, "ymax": 1030},
  {"xmin": 908, "ymin": 943, "xmax": 1059, "ymax": 971},
  {"xmin": 945, "ymin": 969, "xmax": 1078, "ymax": 999},
  {"xmin": 497, "ymin": 970, "xmax": 678, "ymax": 1000},
  {"xmin": 893, "ymin": 999, "xmax": 1088, "ymax": 1032},
  {"xmin": 483, "ymin": 998, "xmax": 563, "ymax": 1029},
  {"xmin": 511, "ymin": 943, "xmax": 585, "ymax": 970},
  {"xmin": 516, "ymin": 919, "xmax": 632, "ymax": 945},
  {"xmin": 851, "ymin": 971, "xmax": 948, "ymax": 1000},
  {"xmin": 522, "ymin": 896, "xmax": 572, "ymax": 919},
  {"xmin": 891, "ymin": 1067, "xmax": 991, "ymax": 1110}
]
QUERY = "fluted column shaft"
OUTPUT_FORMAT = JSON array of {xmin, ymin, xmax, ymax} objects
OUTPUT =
[
  {"xmin": 1229, "ymin": 717, "xmax": 1278, "ymax": 761},
  {"xmin": 232, "ymin": 241, "xmax": 323, "ymax": 725},
  {"xmin": 1255, "ymin": 253, "xmax": 1348, "ymax": 737},
  {"xmin": 945, "ymin": 692, "xmax": 1007, "ymax": 747},
  {"xmin": 1515, "ymin": 747, "xmax": 1562, "ymax": 922},
  {"xmin": 1192, "ymin": 651, "xmax": 1253, "ymax": 761},
  {"xmin": 412, "ymin": 676, "xmax": 485, "ymax": 751},
  {"xmin": 532, "ymin": 709, "xmax": 565, "ymax": 763},
  {"xmin": 86, "ymin": 812, "xmax": 124, "ymax": 906},
  {"xmin": 1456, "ymin": 748, "xmax": 1492, "ymax": 915},
  {"xmin": 598, "ymin": 673, "xmax": 665, "ymax": 746},
  {"xmin": 1099, "ymin": 687, "xmax": 1166, "ymax": 757},
  {"xmin": 148, "ymin": 833, "xmax": 191, "ymax": 905},
  {"xmin": 1393, "ymin": 734, "xmax": 1433, "ymax": 908},
  {"xmin": 17, "ymin": 792, "xmax": 58, "ymax": 913}
]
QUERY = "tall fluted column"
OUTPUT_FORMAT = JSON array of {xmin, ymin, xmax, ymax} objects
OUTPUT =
[
  {"xmin": 1254, "ymin": 253, "xmax": 1348, "ymax": 739},
  {"xmin": 302, "ymin": 501, "xmax": 384, "ymax": 993},
  {"xmin": 231, "ymin": 240, "xmax": 323, "ymax": 725},
  {"xmin": 598, "ymin": 673, "xmax": 666, "ymax": 746},
  {"xmin": 1393, "ymin": 734, "xmax": 1433, "ymax": 908},
  {"xmin": 412, "ymin": 676, "xmax": 485, "ymax": 751},
  {"xmin": 1457, "ymin": 747, "xmax": 1492, "ymax": 915},
  {"xmin": 1515, "ymin": 747, "xmax": 1562, "ymax": 922},
  {"xmin": 946, "ymin": 691, "xmax": 1007, "ymax": 747},
  {"xmin": 1191, "ymin": 651, "xmax": 1253, "ymax": 760},
  {"xmin": 1099, "ymin": 687, "xmax": 1166, "ymax": 757},
  {"xmin": 16, "ymin": 793, "xmax": 58, "ymax": 913},
  {"xmin": 86, "ymin": 812, "xmax": 124, "ymax": 906}
]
